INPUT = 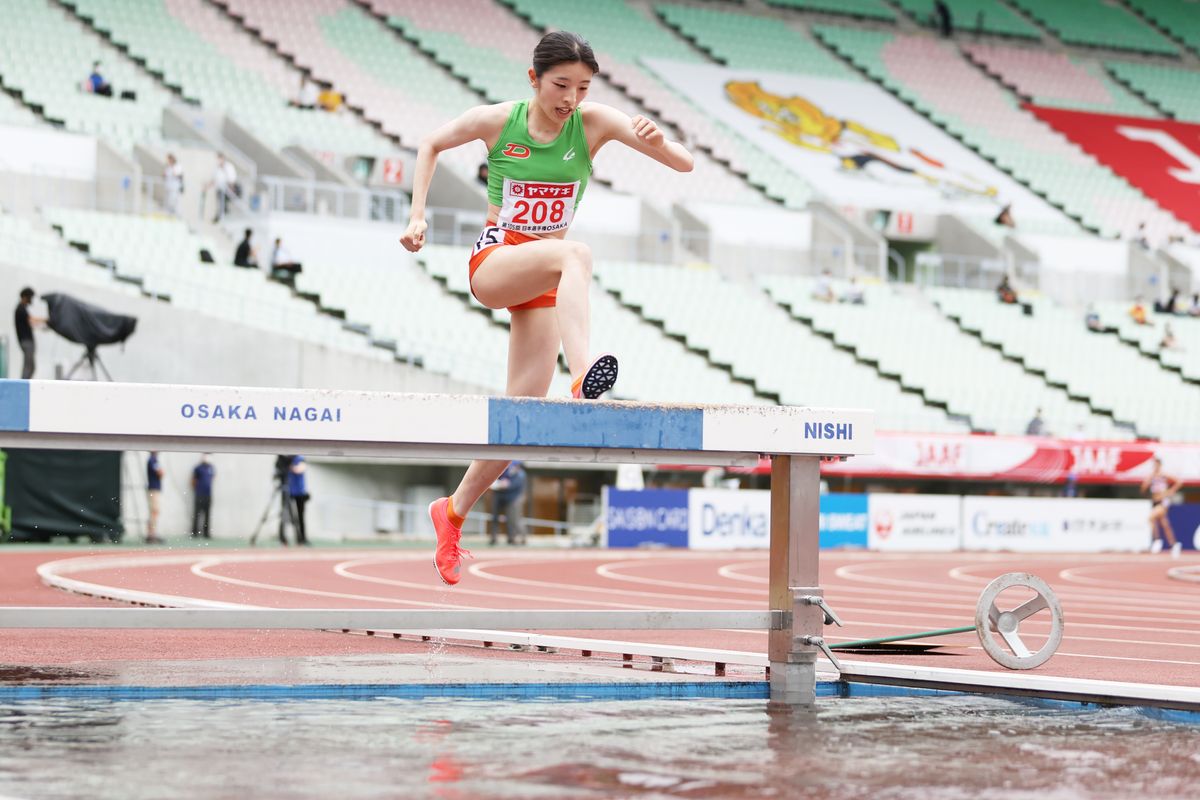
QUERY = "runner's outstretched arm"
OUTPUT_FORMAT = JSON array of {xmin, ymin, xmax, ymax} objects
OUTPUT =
[
  {"xmin": 584, "ymin": 103, "xmax": 693, "ymax": 172},
  {"xmin": 401, "ymin": 103, "xmax": 510, "ymax": 253}
]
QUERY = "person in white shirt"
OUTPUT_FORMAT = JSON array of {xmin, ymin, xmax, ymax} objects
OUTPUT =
[
  {"xmin": 206, "ymin": 154, "xmax": 238, "ymax": 223},
  {"xmin": 163, "ymin": 153, "xmax": 184, "ymax": 216}
]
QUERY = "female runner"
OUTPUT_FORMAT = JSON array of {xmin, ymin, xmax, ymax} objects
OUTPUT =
[
  {"xmin": 399, "ymin": 31, "xmax": 694, "ymax": 585},
  {"xmin": 1141, "ymin": 457, "xmax": 1183, "ymax": 557}
]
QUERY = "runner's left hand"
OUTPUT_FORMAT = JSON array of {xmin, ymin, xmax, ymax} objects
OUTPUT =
[{"xmin": 631, "ymin": 115, "xmax": 665, "ymax": 147}]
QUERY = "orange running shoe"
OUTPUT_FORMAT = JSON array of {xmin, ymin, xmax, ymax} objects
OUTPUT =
[
  {"xmin": 429, "ymin": 497, "xmax": 470, "ymax": 585},
  {"xmin": 571, "ymin": 353, "xmax": 619, "ymax": 399}
]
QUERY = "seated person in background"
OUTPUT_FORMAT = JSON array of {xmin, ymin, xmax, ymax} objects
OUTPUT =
[
  {"xmin": 1085, "ymin": 304, "xmax": 1103, "ymax": 332},
  {"xmin": 1190, "ymin": 293, "xmax": 1200, "ymax": 318},
  {"xmin": 1130, "ymin": 296, "xmax": 1149, "ymax": 325},
  {"xmin": 840, "ymin": 276, "xmax": 865, "ymax": 305},
  {"xmin": 87, "ymin": 61, "xmax": 112, "ymax": 97},
  {"xmin": 270, "ymin": 237, "xmax": 303, "ymax": 283},
  {"xmin": 993, "ymin": 203, "xmax": 1015, "ymax": 229},
  {"xmin": 1160, "ymin": 324, "xmax": 1178, "ymax": 351},
  {"xmin": 233, "ymin": 228, "xmax": 258, "ymax": 269},
  {"xmin": 996, "ymin": 274, "xmax": 1018, "ymax": 305},
  {"xmin": 476, "ymin": 162, "xmax": 489, "ymax": 187},
  {"xmin": 317, "ymin": 84, "xmax": 343, "ymax": 113},
  {"xmin": 811, "ymin": 270, "xmax": 834, "ymax": 303}
]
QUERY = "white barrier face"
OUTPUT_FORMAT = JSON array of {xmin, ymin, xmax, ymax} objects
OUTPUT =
[
  {"xmin": 962, "ymin": 497, "xmax": 1152, "ymax": 553},
  {"xmin": 868, "ymin": 494, "xmax": 961, "ymax": 552}
]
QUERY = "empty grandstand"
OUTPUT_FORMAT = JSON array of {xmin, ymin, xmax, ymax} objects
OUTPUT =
[{"xmin": 3, "ymin": 0, "xmax": 1200, "ymax": 533}]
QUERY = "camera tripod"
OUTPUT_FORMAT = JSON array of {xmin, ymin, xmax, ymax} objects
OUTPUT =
[{"xmin": 248, "ymin": 480, "xmax": 298, "ymax": 546}]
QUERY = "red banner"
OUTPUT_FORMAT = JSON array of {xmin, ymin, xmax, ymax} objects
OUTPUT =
[
  {"xmin": 664, "ymin": 432, "xmax": 1200, "ymax": 485},
  {"xmin": 1025, "ymin": 105, "xmax": 1200, "ymax": 232}
]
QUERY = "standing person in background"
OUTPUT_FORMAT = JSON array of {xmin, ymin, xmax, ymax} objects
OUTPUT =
[
  {"xmin": 934, "ymin": 0, "xmax": 953, "ymax": 36},
  {"xmin": 163, "ymin": 154, "xmax": 184, "ymax": 217},
  {"xmin": 13, "ymin": 287, "xmax": 45, "ymax": 379},
  {"xmin": 207, "ymin": 154, "xmax": 238, "ymax": 223},
  {"xmin": 1025, "ymin": 408, "xmax": 1046, "ymax": 436},
  {"xmin": 1142, "ymin": 457, "xmax": 1183, "ymax": 557},
  {"xmin": 146, "ymin": 451, "xmax": 165, "ymax": 545},
  {"xmin": 191, "ymin": 454, "xmax": 215, "ymax": 540},
  {"xmin": 288, "ymin": 455, "xmax": 311, "ymax": 547},
  {"xmin": 488, "ymin": 461, "xmax": 528, "ymax": 546}
]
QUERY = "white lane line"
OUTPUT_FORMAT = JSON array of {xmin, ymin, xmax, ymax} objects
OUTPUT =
[
  {"xmin": 335, "ymin": 558, "xmax": 708, "ymax": 611},
  {"xmin": 716, "ymin": 562, "xmax": 768, "ymax": 584},
  {"xmin": 594, "ymin": 561, "xmax": 764, "ymax": 596},
  {"xmin": 835, "ymin": 561, "xmax": 1200, "ymax": 611},
  {"xmin": 466, "ymin": 558, "xmax": 761, "ymax": 607},
  {"xmin": 189, "ymin": 557, "xmax": 484, "ymax": 610}
]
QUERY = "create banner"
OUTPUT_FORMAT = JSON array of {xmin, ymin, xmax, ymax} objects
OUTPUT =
[{"xmin": 1025, "ymin": 105, "xmax": 1200, "ymax": 233}]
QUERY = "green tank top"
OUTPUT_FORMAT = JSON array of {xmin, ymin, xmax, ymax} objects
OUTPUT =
[{"xmin": 486, "ymin": 100, "xmax": 592, "ymax": 234}]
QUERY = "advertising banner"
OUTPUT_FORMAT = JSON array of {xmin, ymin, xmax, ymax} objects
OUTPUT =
[
  {"xmin": 686, "ymin": 490, "xmax": 868, "ymax": 550},
  {"xmin": 643, "ymin": 59, "xmax": 1064, "ymax": 225},
  {"xmin": 1026, "ymin": 106, "xmax": 1200, "ymax": 233},
  {"xmin": 1166, "ymin": 504, "xmax": 1200, "ymax": 551},
  {"xmin": 868, "ymin": 494, "xmax": 961, "ymax": 552},
  {"xmin": 604, "ymin": 488, "xmax": 689, "ymax": 549},
  {"xmin": 961, "ymin": 496, "xmax": 1150, "ymax": 553},
  {"xmin": 677, "ymin": 432, "xmax": 1200, "ymax": 486}
]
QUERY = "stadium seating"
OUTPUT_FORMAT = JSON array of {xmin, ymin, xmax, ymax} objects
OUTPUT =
[
  {"xmin": 421, "ymin": 245, "xmax": 761, "ymax": 403},
  {"xmin": 60, "ymin": 0, "xmax": 390, "ymax": 157},
  {"xmin": 0, "ymin": 211, "xmax": 141, "ymax": 296},
  {"xmin": 43, "ymin": 208, "xmax": 381, "ymax": 355},
  {"xmin": 500, "ymin": 0, "xmax": 817, "ymax": 208},
  {"xmin": 1006, "ymin": 0, "xmax": 1178, "ymax": 55},
  {"xmin": 655, "ymin": 3, "xmax": 857, "ymax": 78},
  {"xmin": 1125, "ymin": 0, "xmax": 1200, "ymax": 56},
  {"xmin": 0, "ymin": 0, "xmax": 171, "ymax": 154},
  {"xmin": 963, "ymin": 44, "xmax": 1152, "ymax": 116},
  {"xmin": 0, "ymin": 93, "xmax": 40, "ymax": 128},
  {"xmin": 813, "ymin": 25, "xmax": 1187, "ymax": 242},
  {"xmin": 1106, "ymin": 61, "xmax": 1200, "ymax": 122},
  {"xmin": 592, "ymin": 260, "xmax": 965, "ymax": 432},
  {"xmin": 763, "ymin": 277, "xmax": 1125, "ymax": 438},
  {"xmin": 892, "ymin": 0, "xmax": 1039, "ymax": 39},
  {"xmin": 763, "ymin": 0, "xmax": 895, "ymax": 22},
  {"xmin": 213, "ymin": 0, "xmax": 484, "ymax": 178},
  {"xmin": 932, "ymin": 287, "xmax": 1199, "ymax": 441},
  {"xmin": 342, "ymin": 0, "xmax": 765, "ymax": 208},
  {"xmin": 1096, "ymin": 301, "xmax": 1200, "ymax": 385}
]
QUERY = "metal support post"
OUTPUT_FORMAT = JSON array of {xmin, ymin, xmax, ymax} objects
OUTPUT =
[{"xmin": 768, "ymin": 455, "xmax": 824, "ymax": 705}]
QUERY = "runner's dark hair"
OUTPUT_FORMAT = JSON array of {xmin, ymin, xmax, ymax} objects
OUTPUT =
[{"xmin": 532, "ymin": 31, "xmax": 599, "ymax": 76}]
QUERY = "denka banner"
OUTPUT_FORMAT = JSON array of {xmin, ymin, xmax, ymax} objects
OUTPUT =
[
  {"xmin": 1026, "ymin": 105, "xmax": 1200, "ymax": 232},
  {"xmin": 604, "ymin": 488, "xmax": 689, "ymax": 548},
  {"xmin": 687, "ymin": 490, "xmax": 868, "ymax": 550},
  {"xmin": 961, "ymin": 496, "xmax": 1150, "ymax": 553},
  {"xmin": 868, "ymin": 494, "xmax": 961, "ymax": 552}
]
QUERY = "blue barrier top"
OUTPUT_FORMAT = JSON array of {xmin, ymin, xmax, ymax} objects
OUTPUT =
[{"xmin": 0, "ymin": 380, "xmax": 874, "ymax": 465}]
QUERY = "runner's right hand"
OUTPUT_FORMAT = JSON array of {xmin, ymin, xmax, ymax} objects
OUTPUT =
[{"xmin": 400, "ymin": 218, "xmax": 427, "ymax": 252}]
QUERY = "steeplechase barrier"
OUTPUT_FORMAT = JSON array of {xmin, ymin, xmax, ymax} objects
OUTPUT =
[{"xmin": 0, "ymin": 378, "xmax": 873, "ymax": 705}]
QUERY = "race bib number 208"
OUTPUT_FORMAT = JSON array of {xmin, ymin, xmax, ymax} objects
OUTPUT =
[{"xmin": 497, "ymin": 178, "xmax": 578, "ymax": 234}]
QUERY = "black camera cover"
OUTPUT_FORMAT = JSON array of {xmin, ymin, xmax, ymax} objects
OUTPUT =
[{"xmin": 43, "ymin": 293, "xmax": 137, "ymax": 348}]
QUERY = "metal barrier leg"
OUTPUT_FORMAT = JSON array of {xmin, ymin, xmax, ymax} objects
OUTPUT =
[{"xmin": 769, "ymin": 455, "xmax": 822, "ymax": 705}]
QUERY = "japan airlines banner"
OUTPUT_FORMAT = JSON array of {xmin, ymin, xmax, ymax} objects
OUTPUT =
[{"xmin": 1025, "ymin": 105, "xmax": 1200, "ymax": 232}]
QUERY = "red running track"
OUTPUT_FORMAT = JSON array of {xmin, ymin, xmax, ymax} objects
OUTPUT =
[{"xmin": 3, "ymin": 548, "xmax": 1199, "ymax": 686}]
